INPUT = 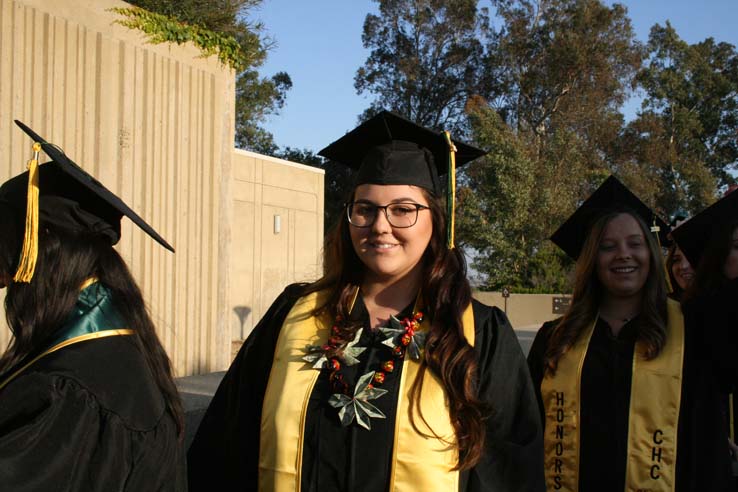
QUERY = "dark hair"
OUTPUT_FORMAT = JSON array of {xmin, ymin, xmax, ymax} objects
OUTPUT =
[
  {"xmin": 301, "ymin": 186, "xmax": 485, "ymax": 470},
  {"xmin": 544, "ymin": 211, "xmax": 668, "ymax": 374},
  {"xmin": 0, "ymin": 224, "xmax": 184, "ymax": 436},
  {"xmin": 665, "ymin": 243, "xmax": 685, "ymax": 299},
  {"xmin": 683, "ymin": 220, "xmax": 738, "ymax": 301}
]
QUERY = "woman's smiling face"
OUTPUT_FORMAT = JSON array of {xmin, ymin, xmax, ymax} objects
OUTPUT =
[
  {"xmin": 349, "ymin": 184, "xmax": 432, "ymax": 283},
  {"xmin": 670, "ymin": 246, "xmax": 694, "ymax": 290},
  {"xmin": 596, "ymin": 213, "xmax": 651, "ymax": 298}
]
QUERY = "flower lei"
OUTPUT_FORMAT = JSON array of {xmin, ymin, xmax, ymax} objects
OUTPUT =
[{"xmin": 303, "ymin": 311, "xmax": 425, "ymax": 430}]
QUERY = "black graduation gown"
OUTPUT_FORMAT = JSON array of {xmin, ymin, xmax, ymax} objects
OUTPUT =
[
  {"xmin": 682, "ymin": 277, "xmax": 738, "ymax": 488},
  {"xmin": 0, "ymin": 335, "xmax": 186, "ymax": 491},
  {"xmin": 527, "ymin": 314, "xmax": 734, "ymax": 492},
  {"xmin": 188, "ymin": 284, "xmax": 545, "ymax": 491}
]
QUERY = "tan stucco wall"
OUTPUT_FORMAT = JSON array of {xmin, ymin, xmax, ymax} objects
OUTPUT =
[
  {"xmin": 230, "ymin": 149, "xmax": 324, "ymax": 341},
  {"xmin": 472, "ymin": 292, "xmax": 570, "ymax": 331},
  {"xmin": 0, "ymin": 0, "xmax": 236, "ymax": 375}
]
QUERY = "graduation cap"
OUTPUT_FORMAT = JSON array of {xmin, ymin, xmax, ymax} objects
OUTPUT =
[
  {"xmin": 550, "ymin": 175, "xmax": 669, "ymax": 260},
  {"xmin": 660, "ymin": 212, "xmax": 689, "ymax": 248},
  {"xmin": 671, "ymin": 188, "xmax": 738, "ymax": 268},
  {"xmin": 0, "ymin": 120, "xmax": 174, "ymax": 283},
  {"xmin": 318, "ymin": 110, "xmax": 486, "ymax": 248}
]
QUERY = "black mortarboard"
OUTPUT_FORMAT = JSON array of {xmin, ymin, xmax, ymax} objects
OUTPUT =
[
  {"xmin": 662, "ymin": 212, "xmax": 689, "ymax": 248},
  {"xmin": 671, "ymin": 189, "xmax": 738, "ymax": 267},
  {"xmin": 318, "ymin": 110, "xmax": 486, "ymax": 247},
  {"xmin": 0, "ymin": 120, "xmax": 174, "ymax": 282},
  {"xmin": 550, "ymin": 175, "xmax": 669, "ymax": 260},
  {"xmin": 317, "ymin": 110, "xmax": 485, "ymax": 195}
]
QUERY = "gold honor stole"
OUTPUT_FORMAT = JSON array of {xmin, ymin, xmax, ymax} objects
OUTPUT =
[
  {"xmin": 541, "ymin": 298, "xmax": 685, "ymax": 492},
  {"xmin": 259, "ymin": 290, "xmax": 475, "ymax": 492}
]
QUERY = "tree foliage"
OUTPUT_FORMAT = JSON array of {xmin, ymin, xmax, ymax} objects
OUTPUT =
[
  {"xmin": 355, "ymin": 0, "xmax": 491, "ymax": 134},
  {"xmin": 112, "ymin": 7, "xmax": 247, "ymax": 70},
  {"xmin": 126, "ymin": 0, "xmax": 291, "ymax": 152},
  {"xmin": 456, "ymin": 0, "xmax": 642, "ymax": 291},
  {"xmin": 616, "ymin": 22, "xmax": 738, "ymax": 218}
]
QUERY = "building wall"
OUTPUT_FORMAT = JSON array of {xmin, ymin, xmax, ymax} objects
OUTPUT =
[
  {"xmin": 230, "ymin": 149, "xmax": 324, "ymax": 344},
  {"xmin": 0, "ymin": 0, "xmax": 236, "ymax": 375},
  {"xmin": 472, "ymin": 292, "xmax": 571, "ymax": 330}
]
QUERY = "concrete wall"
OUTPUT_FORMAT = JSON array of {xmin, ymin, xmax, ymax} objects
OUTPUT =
[
  {"xmin": 230, "ymin": 149, "xmax": 324, "ymax": 342},
  {"xmin": 0, "ymin": 0, "xmax": 236, "ymax": 375},
  {"xmin": 472, "ymin": 292, "xmax": 571, "ymax": 330}
]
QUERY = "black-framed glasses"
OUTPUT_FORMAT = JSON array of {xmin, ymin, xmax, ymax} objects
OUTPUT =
[{"xmin": 346, "ymin": 201, "xmax": 430, "ymax": 228}]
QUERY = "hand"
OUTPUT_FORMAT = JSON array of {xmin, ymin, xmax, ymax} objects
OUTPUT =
[{"xmin": 728, "ymin": 438, "xmax": 738, "ymax": 459}]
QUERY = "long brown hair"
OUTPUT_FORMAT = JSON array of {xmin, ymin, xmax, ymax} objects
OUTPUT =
[
  {"xmin": 0, "ymin": 223, "xmax": 184, "ymax": 437},
  {"xmin": 544, "ymin": 211, "xmax": 668, "ymax": 374},
  {"xmin": 683, "ymin": 220, "xmax": 738, "ymax": 302},
  {"xmin": 665, "ymin": 243, "xmax": 689, "ymax": 300},
  {"xmin": 301, "ymin": 186, "xmax": 485, "ymax": 470}
]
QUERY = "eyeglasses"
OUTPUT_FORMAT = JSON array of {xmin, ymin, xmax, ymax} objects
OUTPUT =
[{"xmin": 346, "ymin": 201, "xmax": 430, "ymax": 228}]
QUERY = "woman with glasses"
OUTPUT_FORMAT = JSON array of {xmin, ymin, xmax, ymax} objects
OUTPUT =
[{"xmin": 188, "ymin": 111, "xmax": 545, "ymax": 491}]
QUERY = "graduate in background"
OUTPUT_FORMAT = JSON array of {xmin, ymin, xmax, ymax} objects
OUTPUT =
[
  {"xmin": 188, "ymin": 111, "xmax": 545, "ymax": 491},
  {"xmin": 527, "ymin": 176, "xmax": 734, "ymax": 492},
  {"xmin": 0, "ymin": 121, "xmax": 185, "ymax": 491},
  {"xmin": 665, "ymin": 216, "xmax": 695, "ymax": 301},
  {"xmin": 672, "ymin": 188, "xmax": 738, "ymax": 487}
]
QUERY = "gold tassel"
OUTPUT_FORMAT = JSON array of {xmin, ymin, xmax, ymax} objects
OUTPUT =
[
  {"xmin": 443, "ymin": 131, "xmax": 457, "ymax": 250},
  {"xmin": 651, "ymin": 219, "xmax": 673, "ymax": 294},
  {"xmin": 13, "ymin": 142, "xmax": 42, "ymax": 283}
]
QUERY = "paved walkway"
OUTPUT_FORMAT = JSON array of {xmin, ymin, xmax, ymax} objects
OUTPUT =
[{"xmin": 176, "ymin": 372, "xmax": 226, "ymax": 449}]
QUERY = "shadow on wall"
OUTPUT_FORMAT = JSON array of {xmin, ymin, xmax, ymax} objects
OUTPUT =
[{"xmin": 233, "ymin": 306, "xmax": 251, "ymax": 340}]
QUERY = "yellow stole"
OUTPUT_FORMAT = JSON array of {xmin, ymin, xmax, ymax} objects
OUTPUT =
[
  {"xmin": 259, "ymin": 290, "xmax": 475, "ymax": 492},
  {"xmin": 541, "ymin": 298, "xmax": 685, "ymax": 492}
]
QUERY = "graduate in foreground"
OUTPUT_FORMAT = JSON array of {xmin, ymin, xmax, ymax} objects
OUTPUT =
[
  {"xmin": 0, "ymin": 121, "xmax": 185, "ymax": 491},
  {"xmin": 188, "ymin": 111, "xmax": 545, "ymax": 491},
  {"xmin": 527, "ymin": 176, "xmax": 735, "ymax": 491}
]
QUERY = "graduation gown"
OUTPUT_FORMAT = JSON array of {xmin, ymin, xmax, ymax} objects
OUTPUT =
[
  {"xmin": 527, "ymin": 312, "xmax": 735, "ymax": 492},
  {"xmin": 0, "ymin": 335, "xmax": 185, "ymax": 491},
  {"xmin": 682, "ymin": 277, "xmax": 738, "ymax": 487},
  {"xmin": 188, "ymin": 284, "xmax": 545, "ymax": 491}
]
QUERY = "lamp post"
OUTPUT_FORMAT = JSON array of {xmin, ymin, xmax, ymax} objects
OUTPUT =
[{"xmin": 502, "ymin": 287, "xmax": 510, "ymax": 314}]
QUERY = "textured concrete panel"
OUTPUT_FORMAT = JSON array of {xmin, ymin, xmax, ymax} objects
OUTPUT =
[
  {"xmin": 0, "ymin": 0, "xmax": 235, "ymax": 376},
  {"xmin": 230, "ymin": 150, "xmax": 324, "ymax": 342}
]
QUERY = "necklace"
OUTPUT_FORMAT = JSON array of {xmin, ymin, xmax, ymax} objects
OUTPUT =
[{"xmin": 302, "ymin": 290, "xmax": 426, "ymax": 430}]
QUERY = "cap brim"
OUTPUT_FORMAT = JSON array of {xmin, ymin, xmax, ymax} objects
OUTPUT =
[
  {"xmin": 550, "ymin": 175, "xmax": 669, "ymax": 260},
  {"xmin": 671, "ymin": 189, "xmax": 738, "ymax": 267},
  {"xmin": 14, "ymin": 120, "xmax": 174, "ymax": 252},
  {"xmin": 317, "ymin": 110, "xmax": 486, "ymax": 173}
]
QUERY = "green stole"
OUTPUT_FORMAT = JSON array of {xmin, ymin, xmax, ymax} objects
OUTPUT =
[
  {"xmin": 259, "ymin": 290, "xmax": 475, "ymax": 492},
  {"xmin": 541, "ymin": 298, "xmax": 685, "ymax": 492},
  {"xmin": 0, "ymin": 281, "xmax": 133, "ymax": 391}
]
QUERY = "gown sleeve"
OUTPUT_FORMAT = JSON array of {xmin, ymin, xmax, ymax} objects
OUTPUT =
[
  {"xmin": 0, "ymin": 373, "xmax": 183, "ymax": 491},
  {"xmin": 462, "ymin": 302, "xmax": 546, "ymax": 492},
  {"xmin": 704, "ymin": 278, "xmax": 738, "ymax": 389},
  {"xmin": 683, "ymin": 278, "xmax": 738, "ymax": 393},
  {"xmin": 526, "ymin": 321, "xmax": 557, "ymax": 425},
  {"xmin": 187, "ymin": 284, "xmax": 304, "ymax": 491}
]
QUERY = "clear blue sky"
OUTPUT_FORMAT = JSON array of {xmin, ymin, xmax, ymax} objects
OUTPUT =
[{"xmin": 253, "ymin": 0, "xmax": 738, "ymax": 153}]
